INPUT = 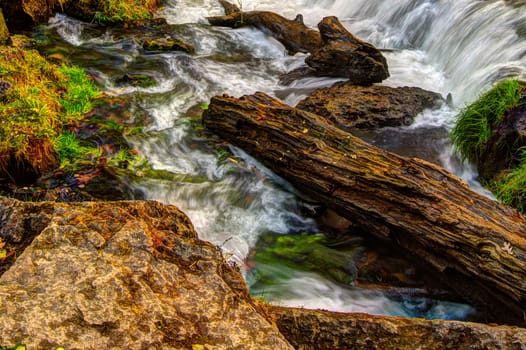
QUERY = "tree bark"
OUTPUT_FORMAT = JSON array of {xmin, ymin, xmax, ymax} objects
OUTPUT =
[
  {"xmin": 269, "ymin": 306, "xmax": 526, "ymax": 350},
  {"xmin": 202, "ymin": 92, "xmax": 526, "ymax": 325},
  {"xmin": 206, "ymin": 2, "xmax": 321, "ymax": 53}
]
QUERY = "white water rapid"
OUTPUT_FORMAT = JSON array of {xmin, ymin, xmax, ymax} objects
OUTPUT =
[{"xmin": 42, "ymin": 0, "xmax": 525, "ymax": 320}]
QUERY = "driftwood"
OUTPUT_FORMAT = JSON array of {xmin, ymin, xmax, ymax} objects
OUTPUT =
[
  {"xmin": 208, "ymin": 2, "xmax": 390, "ymax": 86},
  {"xmin": 206, "ymin": 1, "xmax": 321, "ymax": 53},
  {"xmin": 269, "ymin": 306, "xmax": 526, "ymax": 349},
  {"xmin": 202, "ymin": 92, "xmax": 526, "ymax": 325}
]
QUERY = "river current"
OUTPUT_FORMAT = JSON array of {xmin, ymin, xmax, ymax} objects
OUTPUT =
[{"xmin": 37, "ymin": 0, "xmax": 526, "ymax": 320}]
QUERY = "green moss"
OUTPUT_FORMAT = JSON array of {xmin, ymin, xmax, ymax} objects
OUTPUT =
[
  {"xmin": 451, "ymin": 79, "xmax": 524, "ymax": 163},
  {"xmin": 60, "ymin": 65, "xmax": 100, "ymax": 115},
  {"xmin": 0, "ymin": 345, "xmax": 25, "ymax": 350},
  {"xmin": 0, "ymin": 38, "xmax": 148, "ymax": 186},
  {"xmin": 251, "ymin": 232, "xmax": 358, "ymax": 286}
]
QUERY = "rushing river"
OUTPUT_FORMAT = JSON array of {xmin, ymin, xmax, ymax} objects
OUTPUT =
[{"xmin": 36, "ymin": 0, "xmax": 526, "ymax": 320}]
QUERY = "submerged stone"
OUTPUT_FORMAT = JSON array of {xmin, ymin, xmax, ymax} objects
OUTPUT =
[{"xmin": 249, "ymin": 232, "xmax": 359, "ymax": 286}]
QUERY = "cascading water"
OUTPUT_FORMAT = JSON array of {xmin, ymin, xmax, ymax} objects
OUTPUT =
[{"xmin": 37, "ymin": 0, "xmax": 525, "ymax": 320}]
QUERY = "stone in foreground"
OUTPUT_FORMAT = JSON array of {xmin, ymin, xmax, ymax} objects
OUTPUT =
[
  {"xmin": 270, "ymin": 306, "xmax": 526, "ymax": 350},
  {"xmin": 0, "ymin": 198, "xmax": 292, "ymax": 349}
]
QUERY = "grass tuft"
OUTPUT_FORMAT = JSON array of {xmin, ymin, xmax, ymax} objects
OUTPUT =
[
  {"xmin": 60, "ymin": 65, "xmax": 100, "ymax": 116},
  {"xmin": 451, "ymin": 79, "xmax": 524, "ymax": 163},
  {"xmin": 54, "ymin": 132, "xmax": 101, "ymax": 169}
]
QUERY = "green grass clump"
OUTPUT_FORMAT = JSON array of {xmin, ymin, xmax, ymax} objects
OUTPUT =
[
  {"xmin": 451, "ymin": 79, "xmax": 524, "ymax": 163},
  {"xmin": 60, "ymin": 65, "xmax": 100, "ymax": 116},
  {"xmin": 93, "ymin": 0, "xmax": 159, "ymax": 24},
  {"xmin": 54, "ymin": 132, "xmax": 101, "ymax": 169},
  {"xmin": 492, "ymin": 148, "xmax": 526, "ymax": 212}
]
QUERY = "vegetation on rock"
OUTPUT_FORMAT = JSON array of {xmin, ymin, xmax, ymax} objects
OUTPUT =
[
  {"xmin": 0, "ymin": 36, "xmax": 155, "ymax": 201},
  {"xmin": 492, "ymin": 148, "xmax": 526, "ymax": 211},
  {"xmin": 1, "ymin": 0, "xmax": 161, "ymax": 32},
  {"xmin": 0, "ymin": 9, "xmax": 9, "ymax": 45},
  {"xmin": 451, "ymin": 79, "xmax": 526, "ymax": 211}
]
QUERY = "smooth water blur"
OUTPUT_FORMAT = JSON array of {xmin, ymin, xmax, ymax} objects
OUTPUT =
[
  {"xmin": 40, "ymin": 0, "xmax": 525, "ymax": 320},
  {"xmin": 249, "ymin": 269, "xmax": 475, "ymax": 320}
]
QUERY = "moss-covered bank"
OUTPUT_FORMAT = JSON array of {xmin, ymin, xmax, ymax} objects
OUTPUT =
[
  {"xmin": 0, "ymin": 36, "xmax": 149, "ymax": 201},
  {"xmin": 0, "ymin": 36, "xmax": 100, "ymax": 183}
]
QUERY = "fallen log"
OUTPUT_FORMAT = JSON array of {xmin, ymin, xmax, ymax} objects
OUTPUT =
[
  {"xmin": 269, "ymin": 306, "xmax": 526, "ymax": 349},
  {"xmin": 202, "ymin": 92, "xmax": 526, "ymax": 325},
  {"xmin": 206, "ymin": 2, "xmax": 321, "ymax": 53}
]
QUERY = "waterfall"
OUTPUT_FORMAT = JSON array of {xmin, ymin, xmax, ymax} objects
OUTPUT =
[{"xmin": 40, "ymin": 0, "xmax": 526, "ymax": 320}]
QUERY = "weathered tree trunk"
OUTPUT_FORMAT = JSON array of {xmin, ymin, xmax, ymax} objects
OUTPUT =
[
  {"xmin": 269, "ymin": 306, "xmax": 526, "ymax": 349},
  {"xmin": 202, "ymin": 92, "xmax": 526, "ymax": 325}
]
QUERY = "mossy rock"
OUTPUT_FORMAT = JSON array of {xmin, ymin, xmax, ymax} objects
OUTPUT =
[
  {"xmin": 115, "ymin": 73, "xmax": 157, "ymax": 88},
  {"xmin": 142, "ymin": 37, "xmax": 195, "ymax": 54}
]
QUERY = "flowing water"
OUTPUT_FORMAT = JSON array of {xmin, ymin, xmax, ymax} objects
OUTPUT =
[{"xmin": 36, "ymin": 0, "xmax": 525, "ymax": 320}]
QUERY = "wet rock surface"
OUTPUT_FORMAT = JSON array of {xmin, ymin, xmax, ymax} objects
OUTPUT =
[
  {"xmin": 0, "ymin": 197, "xmax": 293, "ymax": 349},
  {"xmin": 270, "ymin": 306, "xmax": 526, "ymax": 350},
  {"xmin": 296, "ymin": 82, "xmax": 444, "ymax": 130},
  {"xmin": 304, "ymin": 16, "xmax": 389, "ymax": 84}
]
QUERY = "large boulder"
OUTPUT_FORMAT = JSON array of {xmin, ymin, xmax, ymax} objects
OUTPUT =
[
  {"xmin": 296, "ymin": 81, "xmax": 444, "ymax": 130},
  {"xmin": 0, "ymin": 197, "xmax": 293, "ymax": 349},
  {"xmin": 304, "ymin": 16, "xmax": 389, "ymax": 85}
]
